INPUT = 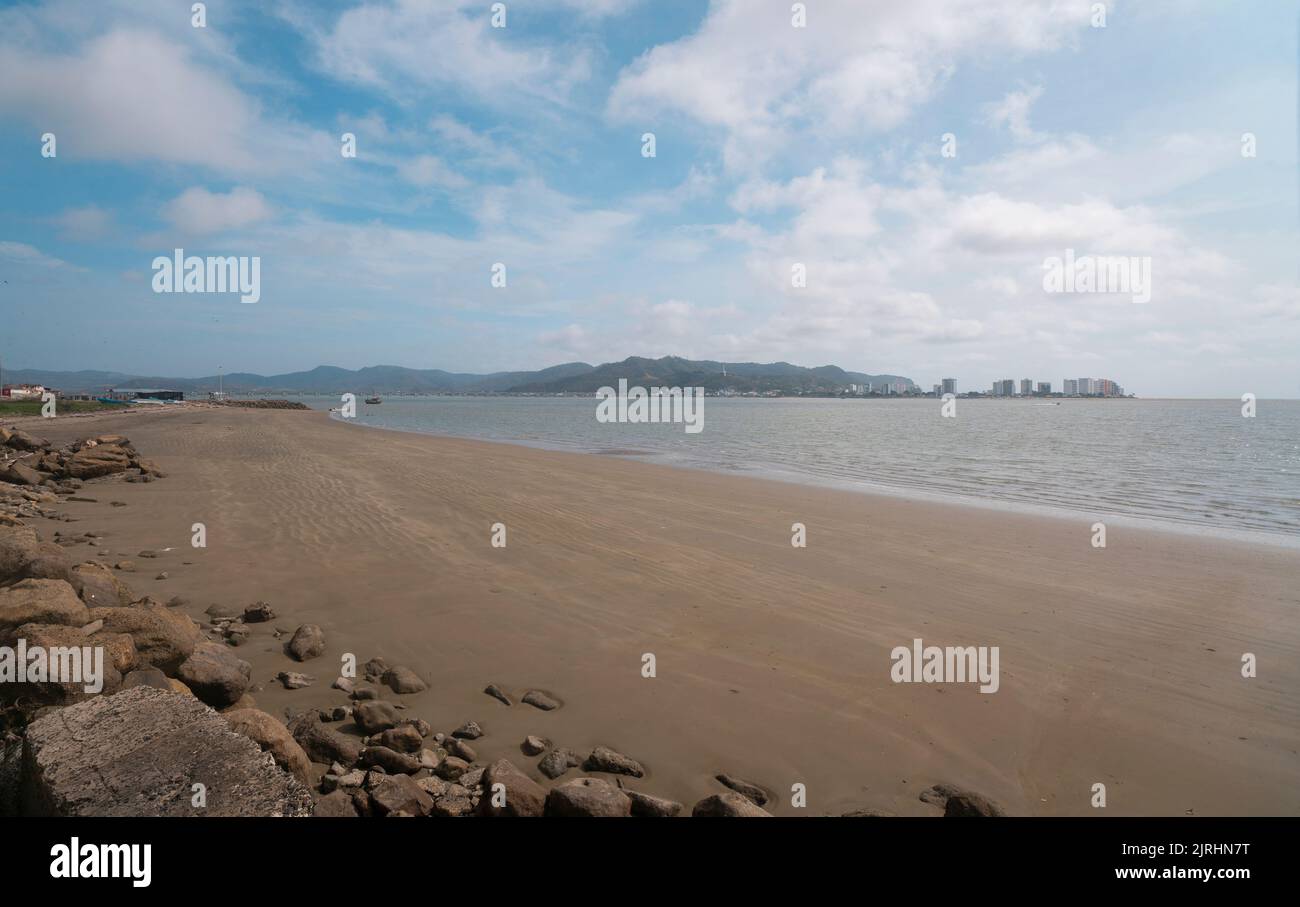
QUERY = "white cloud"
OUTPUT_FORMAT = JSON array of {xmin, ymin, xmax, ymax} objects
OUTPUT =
[
  {"xmin": 162, "ymin": 187, "xmax": 273, "ymax": 234},
  {"xmin": 608, "ymin": 0, "xmax": 1093, "ymax": 171}
]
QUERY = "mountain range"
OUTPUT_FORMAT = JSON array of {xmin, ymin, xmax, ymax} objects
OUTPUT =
[{"xmin": 1, "ymin": 357, "xmax": 915, "ymax": 396}]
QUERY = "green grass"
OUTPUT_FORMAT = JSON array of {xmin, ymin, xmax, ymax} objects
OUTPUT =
[{"xmin": 0, "ymin": 399, "xmax": 120, "ymax": 416}]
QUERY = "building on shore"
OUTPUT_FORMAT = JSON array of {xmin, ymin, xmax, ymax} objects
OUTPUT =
[
  {"xmin": 105, "ymin": 388, "xmax": 185, "ymax": 402},
  {"xmin": 1037, "ymin": 381, "xmax": 1052, "ymax": 395},
  {"xmin": 1, "ymin": 384, "xmax": 48, "ymax": 399}
]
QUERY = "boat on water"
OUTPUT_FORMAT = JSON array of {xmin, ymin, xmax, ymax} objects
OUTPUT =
[{"xmin": 364, "ymin": 396, "xmax": 382, "ymax": 404}]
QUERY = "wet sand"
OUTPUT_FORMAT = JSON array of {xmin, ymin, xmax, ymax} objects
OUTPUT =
[{"xmin": 21, "ymin": 405, "xmax": 1300, "ymax": 815}]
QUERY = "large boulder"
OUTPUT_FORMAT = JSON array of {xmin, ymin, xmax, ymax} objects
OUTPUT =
[
  {"xmin": 63, "ymin": 445, "xmax": 133, "ymax": 480},
  {"xmin": 381, "ymin": 665, "xmax": 427, "ymax": 694},
  {"xmin": 3, "ymin": 429, "xmax": 47, "ymax": 451},
  {"xmin": 222, "ymin": 708, "xmax": 313, "ymax": 783},
  {"xmin": 286, "ymin": 624, "xmax": 325, "ymax": 661},
  {"xmin": 545, "ymin": 777, "xmax": 633, "ymax": 817},
  {"xmin": 288, "ymin": 712, "xmax": 362, "ymax": 767},
  {"xmin": 0, "ymin": 622, "xmax": 132, "ymax": 705},
  {"xmin": 352, "ymin": 700, "xmax": 400, "ymax": 734},
  {"xmin": 71, "ymin": 562, "xmax": 133, "ymax": 608},
  {"xmin": 0, "ymin": 579, "xmax": 89, "ymax": 633},
  {"xmin": 479, "ymin": 759, "xmax": 546, "ymax": 817},
  {"xmin": 176, "ymin": 641, "xmax": 252, "ymax": 708},
  {"xmin": 0, "ymin": 461, "xmax": 46, "ymax": 486},
  {"xmin": 0, "ymin": 526, "xmax": 41, "ymax": 583},
  {"xmin": 20, "ymin": 542, "xmax": 74, "ymax": 586},
  {"xmin": 19, "ymin": 686, "xmax": 314, "ymax": 816},
  {"xmin": 369, "ymin": 774, "xmax": 433, "ymax": 817},
  {"xmin": 88, "ymin": 599, "xmax": 200, "ymax": 674}
]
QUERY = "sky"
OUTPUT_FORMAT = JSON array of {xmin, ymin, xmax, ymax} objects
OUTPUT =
[{"xmin": 0, "ymin": 0, "xmax": 1296, "ymax": 396}]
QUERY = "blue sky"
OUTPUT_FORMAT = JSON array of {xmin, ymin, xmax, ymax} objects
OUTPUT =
[{"xmin": 0, "ymin": 0, "xmax": 1296, "ymax": 396}]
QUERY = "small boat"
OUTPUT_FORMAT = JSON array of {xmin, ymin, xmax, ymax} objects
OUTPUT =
[{"xmin": 364, "ymin": 396, "xmax": 382, "ymax": 404}]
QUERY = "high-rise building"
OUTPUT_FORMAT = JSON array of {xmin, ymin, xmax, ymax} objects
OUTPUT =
[
  {"xmin": 1037, "ymin": 381, "xmax": 1051, "ymax": 395},
  {"xmin": 1020, "ymin": 379, "xmax": 1033, "ymax": 396},
  {"xmin": 942, "ymin": 378, "xmax": 956, "ymax": 396},
  {"xmin": 1064, "ymin": 379, "xmax": 1077, "ymax": 395},
  {"xmin": 1077, "ymin": 377, "xmax": 1093, "ymax": 396}
]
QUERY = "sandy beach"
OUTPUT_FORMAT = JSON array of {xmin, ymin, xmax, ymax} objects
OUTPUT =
[{"xmin": 16, "ymin": 404, "xmax": 1300, "ymax": 816}]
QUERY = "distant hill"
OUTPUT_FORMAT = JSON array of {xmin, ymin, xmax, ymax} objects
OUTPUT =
[{"xmin": 3, "ymin": 357, "xmax": 913, "ymax": 396}]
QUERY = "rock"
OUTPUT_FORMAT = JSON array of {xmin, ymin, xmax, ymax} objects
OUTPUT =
[
  {"xmin": 484, "ymin": 683, "xmax": 512, "ymax": 706},
  {"xmin": 452, "ymin": 720, "xmax": 483, "ymax": 740},
  {"xmin": 137, "ymin": 550, "xmax": 159, "ymax": 559},
  {"xmin": 359, "ymin": 746, "xmax": 421, "ymax": 775},
  {"xmin": 691, "ymin": 793, "xmax": 774, "ymax": 817},
  {"xmin": 0, "ymin": 526, "xmax": 41, "ymax": 583},
  {"xmin": 381, "ymin": 665, "xmax": 427, "ymax": 694},
  {"xmin": 584, "ymin": 745, "xmax": 645, "ymax": 778},
  {"xmin": 241, "ymin": 601, "xmax": 275, "ymax": 623},
  {"xmin": 401, "ymin": 717, "xmax": 431, "ymax": 737},
  {"xmin": 416, "ymin": 776, "xmax": 449, "ymax": 798},
  {"xmin": 276, "ymin": 671, "xmax": 314, "ymax": 690},
  {"xmin": 331, "ymin": 676, "xmax": 354, "ymax": 694},
  {"xmin": 204, "ymin": 604, "xmax": 237, "ymax": 619},
  {"xmin": 627, "ymin": 790, "xmax": 683, "ymax": 817},
  {"xmin": 2, "ymin": 462, "xmax": 47, "ymax": 487},
  {"xmin": 435, "ymin": 756, "xmax": 470, "ymax": 781},
  {"xmin": 176, "ymin": 641, "xmax": 252, "ymax": 708},
  {"xmin": 222, "ymin": 624, "xmax": 251, "ymax": 646},
  {"xmin": 286, "ymin": 624, "xmax": 325, "ymax": 661},
  {"xmin": 71, "ymin": 562, "xmax": 132, "ymax": 608},
  {"xmin": 369, "ymin": 774, "xmax": 433, "ymax": 817},
  {"xmin": 0, "ymin": 622, "xmax": 125, "ymax": 704},
  {"xmin": 919, "ymin": 784, "xmax": 1005, "ymax": 817},
  {"xmin": 312, "ymin": 790, "xmax": 358, "ymax": 817},
  {"xmin": 20, "ymin": 541, "xmax": 73, "ymax": 585},
  {"xmin": 121, "ymin": 666, "xmax": 170, "ymax": 691},
  {"xmin": 430, "ymin": 793, "xmax": 475, "ymax": 817},
  {"xmin": 545, "ymin": 777, "xmax": 633, "ymax": 817},
  {"xmin": 154, "ymin": 572, "xmax": 168, "ymax": 581},
  {"xmin": 418, "ymin": 748, "xmax": 444, "ymax": 771},
  {"xmin": 521, "ymin": 735, "xmax": 549, "ymax": 756},
  {"xmin": 20, "ymin": 686, "xmax": 313, "ymax": 816},
  {"xmin": 479, "ymin": 759, "xmax": 546, "ymax": 817},
  {"xmin": 222, "ymin": 708, "xmax": 313, "ymax": 783},
  {"xmin": 88, "ymin": 600, "xmax": 200, "ymax": 674},
  {"xmin": 113, "ymin": 561, "xmax": 136, "ymax": 572},
  {"xmin": 0, "ymin": 579, "xmax": 89, "ymax": 632},
  {"xmin": 3, "ymin": 428, "xmax": 48, "ymax": 451},
  {"xmin": 167, "ymin": 678, "xmax": 193, "ymax": 696},
  {"xmin": 352, "ymin": 700, "xmax": 400, "ymax": 735},
  {"xmin": 349, "ymin": 682, "xmax": 380, "ymax": 700},
  {"xmin": 63, "ymin": 445, "xmax": 133, "ymax": 480},
  {"xmin": 379, "ymin": 725, "xmax": 424, "ymax": 753},
  {"xmin": 538, "ymin": 748, "xmax": 580, "ymax": 780},
  {"xmin": 447, "ymin": 738, "xmax": 477, "ymax": 762},
  {"xmin": 165, "ymin": 596, "xmax": 189, "ymax": 608},
  {"xmin": 716, "ymin": 773, "xmax": 768, "ymax": 806},
  {"xmin": 521, "ymin": 689, "xmax": 560, "ymax": 711},
  {"xmin": 288, "ymin": 712, "xmax": 362, "ymax": 768}
]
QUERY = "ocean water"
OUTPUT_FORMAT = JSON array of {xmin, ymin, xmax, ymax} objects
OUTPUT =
[{"xmin": 301, "ymin": 395, "xmax": 1300, "ymax": 544}]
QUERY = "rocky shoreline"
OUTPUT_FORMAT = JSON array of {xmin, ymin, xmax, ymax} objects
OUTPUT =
[{"xmin": 1, "ymin": 420, "xmax": 1003, "ymax": 818}]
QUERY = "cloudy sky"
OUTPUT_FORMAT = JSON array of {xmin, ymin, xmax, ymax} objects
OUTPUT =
[{"xmin": 0, "ymin": 0, "xmax": 1296, "ymax": 396}]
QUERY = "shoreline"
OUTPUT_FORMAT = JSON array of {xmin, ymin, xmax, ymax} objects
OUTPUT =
[
  {"xmin": 7, "ymin": 405, "xmax": 1300, "ymax": 815},
  {"xmin": 325, "ymin": 409, "xmax": 1300, "ymax": 553}
]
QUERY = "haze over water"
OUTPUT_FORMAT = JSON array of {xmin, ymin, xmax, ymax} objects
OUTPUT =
[{"xmin": 313, "ymin": 397, "xmax": 1300, "ymax": 544}]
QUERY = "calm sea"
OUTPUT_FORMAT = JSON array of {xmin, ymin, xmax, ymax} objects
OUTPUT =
[{"xmin": 300, "ymin": 396, "xmax": 1300, "ymax": 545}]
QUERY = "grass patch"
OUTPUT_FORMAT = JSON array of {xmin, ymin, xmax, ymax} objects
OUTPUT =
[{"xmin": 0, "ymin": 399, "xmax": 121, "ymax": 416}]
